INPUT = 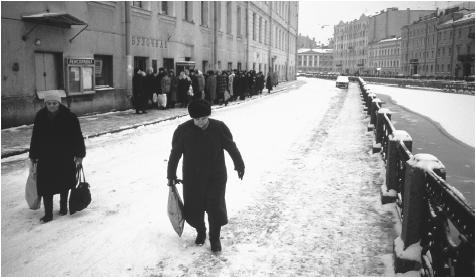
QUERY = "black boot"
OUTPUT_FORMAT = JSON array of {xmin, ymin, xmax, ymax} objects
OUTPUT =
[
  {"xmin": 41, "ymin": 194, "xmax": 53, "ymax": 223},
  {"xmin": 209, "ymin": 226, "xmax": 222, "ymax": 252},
  {"xmin": 59, "ymin": 191, "xmax": 68, "ymax": 215},
  {"xmin": 195, "ymin": 228, "xmax": 206, "ymax": 245}
]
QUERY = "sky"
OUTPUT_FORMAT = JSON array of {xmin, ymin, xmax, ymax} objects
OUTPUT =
[{"xmin": 298, "ymin": 1, "xmax": 472, "ymax": 46}]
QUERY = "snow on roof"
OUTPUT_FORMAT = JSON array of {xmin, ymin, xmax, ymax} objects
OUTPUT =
[
  {"xmin": 378, "ymin": 37, "xmax": 401, "ymax": 43},
  {"xmin": 297, "ymin": 48, "xmax": 333, "ymax": 54},
  {"xmin": 440, "ymin": 12, "xmax": 475, "ymax": 26}
]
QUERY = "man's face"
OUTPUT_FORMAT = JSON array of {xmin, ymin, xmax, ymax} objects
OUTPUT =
[
  {"xmin": 45, "ymin": 100, "xmax": 60, "ymax": 113},
  {"xmin": 193, "ymin": 116, "xmax": 209, "ymax": 129}
]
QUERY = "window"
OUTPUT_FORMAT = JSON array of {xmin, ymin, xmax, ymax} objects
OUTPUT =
[
  {"xmin": 237, "ymin": 62, "xmax": 242, "ymax": 71},
  {"xmin": 35, "ymin": 52, "xmax": 63, "ymax": 92},
  {"xmin": 132, "ymin": 1, "xmax": 142, "ymax": 8},
  {"xmin": 259, "ymin": 16, "xmax": 262, "ymax": 43},
  {"xmin": 184, "ymin": 1, "xmax": 193, "ymax": 22},
  {"xmin": 253, "ymin": 62, "xmax": 256, "ymax": 70},
  {"xmin": 237, "ymin": 6, "xmax": 241, "ymax": 36},
  {"xmin": 264, "ymin": 20, "xmax": 267, "ymax": 44},
  {"xmin": 217, "ymin": 61, "xmax": 221, "ymax": 69},
  {"xmin": 228, "ymin": 62, "xmax": 232, "ymax": 70},
  {"xmin": 161, "ymin": 2, "xmax": 168, "ymax": 15},
  {"xmin": 252, "ymin": 13, "xmax": 256, "ymax": 41},
  {"xmin": 66, "ymin": 58, "xmax": 94, "ymax": 94},
  {"xmin": 94, "ymin": 55, "xmax": 113, "ymax": 88},
  {"xmin": 201, "ymin": 1, "xmax": 208, "ymax": 26},
  {"xmin": 226, "ymin": 2, "xmax": 232, "ymax": 34},
  {"xmin": 163, "ymin": 58, "xmax": 174, "ymax": 72}
]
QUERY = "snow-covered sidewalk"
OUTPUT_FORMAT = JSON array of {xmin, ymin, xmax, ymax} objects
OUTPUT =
[{"xmin": 2, "ymin": 79, "xmax": 398, "ymax": 276}]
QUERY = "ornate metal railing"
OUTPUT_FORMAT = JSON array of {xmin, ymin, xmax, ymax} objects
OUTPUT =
[{"xmin": 357, "ymin": 77, "xmax": 475, "ymax": 276}]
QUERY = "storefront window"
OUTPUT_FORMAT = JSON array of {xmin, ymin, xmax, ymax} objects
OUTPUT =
[
  {"xmin": 94, "ymin": 55, "xmax": 113, "ymax": 88},
  {"xmin": 83, "ymin": 67, "xmax": 93, "ymax": 90},
  {"xmin": 69, "ymin": 66, "xmax": 81, "ymax": 93}
]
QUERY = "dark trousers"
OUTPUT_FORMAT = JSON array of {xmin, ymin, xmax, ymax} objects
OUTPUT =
[
  {"xmin": 194, "ymin": 210, "xmax": 222, "ymax": 239},
  {"xmin": 43, "ymin": 191, "xmax": 69, "ymax": 216}
]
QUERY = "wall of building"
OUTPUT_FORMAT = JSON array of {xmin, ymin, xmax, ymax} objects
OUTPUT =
[{"xmin": 1, "ymin": 1, "xmax": 298, "ymax": 128}]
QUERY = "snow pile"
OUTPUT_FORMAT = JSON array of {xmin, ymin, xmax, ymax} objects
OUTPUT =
[{"xmin": 394, "ymin": 236, "xmax": 422, "ymax": 263}]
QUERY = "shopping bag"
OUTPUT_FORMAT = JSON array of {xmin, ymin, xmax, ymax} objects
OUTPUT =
[
  {"xmin": 25, "ymin": 161, "xmax": 41, "ymax": 210},
  {"xmin": 167, "ymin": 185, "xmax": 185, "ymax": 236},
  {"xmin": 152, "ymin": 93, "xmax": 158, "ymax": 103},
  {"xmin": 69, "ymin": 166, "xmax": 91, "ymax": 215},
  {"xmin": 224, "ymin": 90, "xmax": 231, "ymax": 101},
  {"xmin": 157, "ymin": 94, "xmax": 167, "ymax": 108},
  {"xmin": 187, "ymin": 85, "xmax": 194, "ymax": 96}
]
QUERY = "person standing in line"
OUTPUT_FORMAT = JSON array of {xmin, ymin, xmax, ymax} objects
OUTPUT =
[
  {"xmin": 160, "ymin": 70, "xmax": 171, "ymax": 110},
  {"xmin": 144, "ymin": 67, "xmax": 156, "ymax": 109},
  {"xmin": 228, "ymin": 70, "xmax": 235, "ymax": 101},
  {"xmin": 257, "ymin": 72, "xmax": 265, "ymax": 94},
  {"xmin": 29, "ymin": 91, "xmax": 86, "ymax": 223},
  {"xmin": 197, "ymin": 70, "xmax": 205, "ymax": 100},
  {"xmin": 177, "ymin": 71, "xmax": 192, "ymax": 108},
  {"xmin": 205, "ymin": 70, "xmax": 217, "ymax": 104},
  {"xmin": 216, "ymin": 71, "xmax": 227, "ymax": 105},
  {"xmin": 132, "ymin": 68, "xmax": 147, "ymax": 114},
  {"xmin": 168, "ymin": 70, "xmax": 178, "ymax": 108},
  {"xmin": 266, "ymin": 72, "xmax": 273, "ymax": 93},
  {"xmin": 167, "ymin": 99, "xmax": 245, "ymax": 252}
]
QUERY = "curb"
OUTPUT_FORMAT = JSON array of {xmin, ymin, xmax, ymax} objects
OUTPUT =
[{"xmin": 1, "ymin": 82, "xmax": 297, "ymax": 159}]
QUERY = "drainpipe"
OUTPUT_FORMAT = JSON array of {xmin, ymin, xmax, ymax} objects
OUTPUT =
[
  {"xmin": 213, "ymin": 2, "xmax": 217, "ymax": 69},
  {"xmin": 246, "ymin": 2, "xmax": 249, "ymax": 70},
  {"xmin": 125, "ymin": 2, "xmax": 132, "ymax": 95}
]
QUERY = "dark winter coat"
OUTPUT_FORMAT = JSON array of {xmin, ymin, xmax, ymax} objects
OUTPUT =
[
  {"xmin": 177, "ymin": 77, "xmax": 191, "ymax": 104},
  {"xmin": 216, "ymin": 75, "xmax": 228, "ymax": 99},
  {"xmin": 29, "ymin": 105, "xmax": 86, "ymax": 196},
  {"xmin": 132, "ymin": 73, "xmax": 146, "ymax": 109},
  {"xmin": 257, "ymin": 75, "xmax": 265, "ymax": 91},
  {"xmin": 144, "ymin": 74, "xmax": 157, "ymax": 100},
  {"xmin": 206, "ymin": 74, "xmax": 217, "ymax": 103},
  {"xmin": 170, "ymin": 75, "xmax": 178, "ymax": 102},
  {"xmin": 167, "ymin": 119, "xmax": 245, "ymax": 228},
  {"xmin": 266, "ymin": 75, "xmax": 273, "ymax": 90}
]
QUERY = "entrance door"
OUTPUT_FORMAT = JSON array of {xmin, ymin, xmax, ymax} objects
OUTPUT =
[
  {"xmin": 134, "ymin": 57, "xmax": 147, "ymax": 71},
  {"xmin": 35, "ymin": 52, "xmax": 60, "ymax": 92},
  {"xmin": 163, "ymin": 58, "xmax": 174, "ymax": 72}
]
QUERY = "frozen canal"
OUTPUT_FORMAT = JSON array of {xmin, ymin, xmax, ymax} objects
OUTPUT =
[{"xmin": 2, "ymin": 78, "xmax": 398, "ymax": 276}]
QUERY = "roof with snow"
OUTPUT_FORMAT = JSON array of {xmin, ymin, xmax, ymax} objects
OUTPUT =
[
  {"xmin": 297, "ymin": 48, "xmax": 333, "ymax": 54},
  {"xmin": 440, "ymin": 12, "xmax": 475, "ymax": 26},
  {"xmin": 378, "ymin": 37, "xmax": 402, "ymax": 43}
]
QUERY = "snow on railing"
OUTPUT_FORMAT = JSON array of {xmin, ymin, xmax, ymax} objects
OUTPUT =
[{"xmin": 357, "ymin": 77, "xmax": 475, "ymax": 277}]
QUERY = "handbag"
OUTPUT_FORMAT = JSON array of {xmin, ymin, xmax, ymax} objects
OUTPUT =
[
  {"xmin": 167, "ymin": 183, "xmax": 185, "ymax": 237},
  {"xmin": 25, "ymin": 161, "xmax": 41, "ymax": 210},
  {"xmin": 69, "ymin": 166, "xmax": 91, "ymax": 215},
  {"xmin": 152, "ymin": 93, "xmax": 158, "ymax": 103},
  {"xmin": 157, "ymin": 94, "xmax": 167, "ymax": 108}
]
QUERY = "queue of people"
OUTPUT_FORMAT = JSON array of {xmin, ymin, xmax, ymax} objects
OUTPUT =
[{"xmin": 132, "ymin": 67, "xmax": 278, "ymax": 113}]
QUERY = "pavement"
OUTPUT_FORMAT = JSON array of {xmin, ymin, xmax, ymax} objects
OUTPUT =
[{"xmin": 1, "ymin": 80, "xmax": 303, "ymax": 159}]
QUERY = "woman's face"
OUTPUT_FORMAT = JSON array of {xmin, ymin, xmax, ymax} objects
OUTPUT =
[{"xmin": 45, "ymin": 100, "xmax": 60, "ymax": 113}]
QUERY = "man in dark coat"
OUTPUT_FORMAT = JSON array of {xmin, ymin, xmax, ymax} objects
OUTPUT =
[
  {"xmin": 132, "ymin": 68, "xmax": 147, "ymax": 114},
  {"xmin": 29, "ymin": 91, "xmax": 86, "ymax": 223},
  {"xmin": 167, "ymin": 99, "xmax": 245, "ymax": 252},
  {"xmin": 216, "ymin": 71, "xmax": 228, "ymax": 104}
]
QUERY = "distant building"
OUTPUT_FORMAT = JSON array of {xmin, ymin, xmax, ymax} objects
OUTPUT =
[
  {"xmin": 401, "ymin": 6, "xmax": 474, "ymax": 78},
  {"xmin": 368, "ymin": 37, "xmax": 402, "ymax": 76},
  {"xmin": 297, "ymin": 48, "xmax": 333, "ymax": 72},
  {"xmin": 333, "ymin": 7, "xmax": 434, "ymax": 75}
]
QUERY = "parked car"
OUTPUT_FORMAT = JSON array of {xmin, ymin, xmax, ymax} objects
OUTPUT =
[{"xmin": 336, "ymin": 76, "xmax": 349, "ymax": 89}]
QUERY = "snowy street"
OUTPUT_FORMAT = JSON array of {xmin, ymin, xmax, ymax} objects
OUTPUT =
[{"xmin": 2, "ymin": 78, "xmax": 397, "ymax": 276}]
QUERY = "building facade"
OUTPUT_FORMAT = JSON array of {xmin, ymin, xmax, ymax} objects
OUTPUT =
[
  {"xmin": 401, "ymin": 6, "xmax": 475, "ymax": 78},
  {"xmin": 296, "ymin": 48, "xmax": 333, "ymax": 73},
  {"xmin": 368, "ymin": 37, "xmax": 401, "ymax": 76},
  {"xmin": 1, "ymin": 1, "xmax": 297, "ymax": 127},
  {"xmin": 332, "ymin": 7, "xmax": 434, "ymax": 75}
]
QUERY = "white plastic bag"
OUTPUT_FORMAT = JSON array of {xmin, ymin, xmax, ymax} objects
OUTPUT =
[
  {"xmin": 25, "ymin": 161, "xmax": 41, "ymax": 210},
  {"xmin": 187, "ymin": 85, "xmax": 194, "ymax": 96},
  {"xmin": 152, "ymin": 93, "xmax": 158, "ymax": 103},
  {"xmin": 157, "ymin": 94, "xmax": 167, "ymax": 108},
  {"xmin": 167, "ymin": 185, "xmax": 185, "ymax": 236}
]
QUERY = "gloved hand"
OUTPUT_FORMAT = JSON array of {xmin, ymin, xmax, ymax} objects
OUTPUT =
[
  {"xmin": 237, "ymin": 168, "xmax": 245, "ymax": 180},
  {"xmin": 167, "ymin": 178, "xmax": 178, "ymax": 186},
  {"xmin": 74, "ymin": 157, "xmax": 83, "ymax": 168}
]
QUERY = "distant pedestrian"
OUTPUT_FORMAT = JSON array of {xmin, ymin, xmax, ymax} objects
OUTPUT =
[
  {"xmin": 197, "ymin": 70, "xmax": 205, "ymax": 100},
  {"xmin": 216, "ymin": 71, "xmax": 228, "ymax": 104},
  {"xmin": 178, "ymin": 71, "xmax": 192, "ymax": 107},
  {"xmin": 266, "ymin": 73, "xmax": 273, "ymax": 93},
  {"xmin": 167, "ymin": 99, "xmax": 245, "ymax": 252},
  {"xmin": 205, "ymin": 71, "xmax": 217, "ymax": 104},
  {"xmin": 160, "ymin": 71, "xmax": 171, "ymax": 110},
  {"xmin": 29, "ymin": 91, "xmax": 86, "ymax": 223},
  {"xmin": 132, "ymin": 68, "xmax": 147, "ymax": 114}
]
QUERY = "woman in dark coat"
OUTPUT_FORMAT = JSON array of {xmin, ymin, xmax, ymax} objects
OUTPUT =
[
  {"xmin": 177, "ymin": 71, "xmax": 192, "ymax": 107},
  {"xmin": 266, "ymin": 73, "xmax": 273, "ymax": 93},
  {"xmin": 132, "ymin": 68, "xmax": 147, "ymax": 114},
  {"xmin": 205, "ymin": 71, "xmax": 217, "ymax": 104},
  {"xmin": 168, "ymin": 71, "xmax": 178, "ymax": 108},
  {"xmin": 167, "ymin": 99, "xmax": 244, "ymax": 252},
  {"xmin": 29, "ymin": 91, "xmax": 86, "ymax": 223}
]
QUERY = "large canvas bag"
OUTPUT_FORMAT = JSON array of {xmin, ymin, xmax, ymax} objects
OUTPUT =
[
  {"xmin": 25, "ymin": 161, "xmax": 41, "ymax": 210},
  {"xmin": 152, "ymin": 93, "xmax": 158, "ymax": 103},
  {"xmin": 69, "ymin": 166, "xmax": 91, "ymax": 215},
  {"xmin": 167, "ymin": 185, "xmax": 185, "ymax": 236},
  {"xmin": 157, "ymin": 94, "xmax": 167, "ymax": 108}
]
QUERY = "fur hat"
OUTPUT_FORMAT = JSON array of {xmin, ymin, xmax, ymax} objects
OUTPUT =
[
  {"xmin": 188, "ymin": 99, "xmax": 211, "ymax": 119},
  {"xmin": 43, "ymin": 91, "xmax": 62, "ymax": 103}
]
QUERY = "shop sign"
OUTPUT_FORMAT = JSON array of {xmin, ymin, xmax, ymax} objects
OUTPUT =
[
  {"xmin": 66, "ymin": 58, "xmax": 94, "ymax": 65},
  {"xmin": 132, "ymin": 35, "xmax": 167, "ymax": 48}
]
